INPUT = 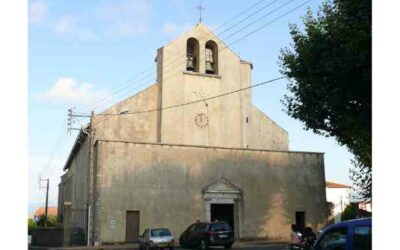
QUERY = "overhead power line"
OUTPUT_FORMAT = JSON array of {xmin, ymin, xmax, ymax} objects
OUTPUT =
[
  {"xmin": 40, "ymin": 117, "xmax": 67, "ymax": 176},
  {"xmin": 217, "ymin": 0, "xmax": 279, "ymax": 38},
  {"xmin": 77, "ymin": 0, "xmax": 277, "ymax": 110},
  {"xmin": 79, "ymin": 0, "xmax": 294, "ymax": 112},
  {"xmin": 221, "ymin": 0, "xmax": 296, "ymax": 41},
  {"xmin": 95, "ymin": 76, "xmax": 287, "ymax": 117},
  {"xmin": 86, "ymin": 0, "xmax": 310, "ymax": 127},
  {"xmin": 88, "ymin": 0, "xmax": 310, "ymax": 116},
  {"xmin": 81, "ymin": 0, "xmax": 306, "ymax": 114}
]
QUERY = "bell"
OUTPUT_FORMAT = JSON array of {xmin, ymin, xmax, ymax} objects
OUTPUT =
[
  {"xmin": 205, "ymin": 61, "xmax": 214, "ymax": 73},
  {"xmin": 186, "ymin": 56, "xmax": 195, "ymax": 71}
]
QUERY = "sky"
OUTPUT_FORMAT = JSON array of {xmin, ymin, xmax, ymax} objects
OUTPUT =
[{"xmin": 28, "ymin": 0, "xmax": 354, "ymax": 214}]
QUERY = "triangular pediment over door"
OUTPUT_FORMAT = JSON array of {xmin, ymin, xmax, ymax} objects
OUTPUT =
[{"xmin": 203, "ymin": 178, "xmax": 242, "ymax": 194}]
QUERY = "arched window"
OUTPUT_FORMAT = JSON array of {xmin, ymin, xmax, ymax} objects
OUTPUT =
[
  {"xmin": 186, "ymin": 38, "xmax": 199, "ymax": 72},
  {"xmin": 205, "ymin": 40, "xmax": 218, "ymax": 74}
]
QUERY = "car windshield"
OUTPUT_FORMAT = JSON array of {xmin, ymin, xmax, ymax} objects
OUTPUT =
[
  {"xmin": 209, "ymin": 223, "xmax": 231, "ymax": 232},
  {"xmin": 151, "ymin": 229, "xmax": 172, "ymax": 237}
]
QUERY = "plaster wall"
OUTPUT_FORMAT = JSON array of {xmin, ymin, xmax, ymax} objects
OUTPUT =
[
  {"xmin": 158, "ymin": 23, "xmax": 288, "ymax": 150},
  {"xmin": 93, "ymin": 141, "xmax": 327, "ymax": 243},
  {"xmin": 59, "ymin": 136, "xmax": 90, "ymax": 228},
  {"xmin": 92, "ymin": 84, "xmax": 159, "ymax": 143},
  {"xmin": 246, "ymin": 106, "xmax": 289, "ymax": 151},
  {"xmin": 159, "ymin": 23, "xmax": 243, "ymax": 148}
]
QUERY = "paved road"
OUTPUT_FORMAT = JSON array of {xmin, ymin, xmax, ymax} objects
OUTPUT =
[
  {"xmin": 29, "ymin": 242, "xmax": 290, "ymax": 250},
  {"xmin": 177, "ymin": 244, "xmax": 289, "ymax": 250}
]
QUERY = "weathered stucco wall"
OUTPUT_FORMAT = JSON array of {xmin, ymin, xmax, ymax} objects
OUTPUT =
[
  {"xmin": 93, "ymin": 84, "xmax": 159, "ymax": 143},
  {"xmin": 246, "ymin": 106, "xmax": 289, "ymax": 151},
  {"xmin": 158, "ymin": 23, "xmax": 288, "ymax": 151},
  {"xmin": 159, "ymin": 23, "xmax": 243, "ymax": 148},
  {"xmin": 94, "ymin": 141, "xmax": 327, "ymax": 243},
  {"xmin": 59, "ymin": 136, "xmax": 90, "ymax": 228}
]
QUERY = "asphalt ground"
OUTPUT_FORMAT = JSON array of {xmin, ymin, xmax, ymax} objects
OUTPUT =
[
  {"xmin": 177, "ymin": 243, "xmax": 289, "ymax": 250},
  {"xmin": 29, "ymin": 243, "xmax": 290, "ymax": 250}
]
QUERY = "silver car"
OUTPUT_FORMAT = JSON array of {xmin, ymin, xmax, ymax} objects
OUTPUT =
[{"xmin": 138, "ymin": 228, "xmax": 175, "ymax": 250}]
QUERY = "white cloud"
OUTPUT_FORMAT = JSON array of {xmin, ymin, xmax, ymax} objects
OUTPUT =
[
  {"xmin": 53, "ymin": 15, "xmax": 97, "ymax": 41},
  {"xmin": 97, "ymin": 0, "xmax": 152, "ymax": 37},
  {"xmin": 54, "ymin": 16, "xmax": 76, "ymax": 34},
  {"xmin": 29, "ymin": 0, "xmax": 48, "ymax": 24},
  {"xmin": 163, "ymin": 21, "xmax": 192, "ymax": 34},
  {"xmin": 29, "ymin": 0, "xmax": 152, "ymax": 40},
  {"xmin": 37, "ymin": 77, "xmax": 111, "ymax": 107}
]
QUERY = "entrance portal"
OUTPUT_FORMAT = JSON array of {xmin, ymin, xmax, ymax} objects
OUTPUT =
[
  {"xmin": 203, "ymin": 179, "xmax": 242, "ymax": 239},
  {"xmin": 210, "ymin": 204, "xmax": 234, "ymax": 231}
]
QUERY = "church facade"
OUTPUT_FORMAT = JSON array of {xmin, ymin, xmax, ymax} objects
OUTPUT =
[{"xmin": 58, "ymin": 23, "xmax": 327, "ymax": 245}]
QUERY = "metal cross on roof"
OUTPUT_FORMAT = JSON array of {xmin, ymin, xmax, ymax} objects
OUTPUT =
[{"xmin": 196, "ymin": 2, "xmax": 205, "ymax": 23}]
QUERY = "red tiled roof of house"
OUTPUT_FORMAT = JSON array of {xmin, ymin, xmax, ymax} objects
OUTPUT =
[
  {"xmin": 34, "ymin": 207, "xmax": 58, "ymax": 217},
  {"xmin": 326, "ymin": 181, "xmax": 351, "ymax": 189}
]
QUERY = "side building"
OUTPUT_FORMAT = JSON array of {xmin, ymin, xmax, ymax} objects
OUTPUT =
[{"xmin": 58, "ymin": 23, "xmax": 328, "ymax": 245}]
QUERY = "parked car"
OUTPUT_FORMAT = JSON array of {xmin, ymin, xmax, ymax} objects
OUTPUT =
[
  {"xmin": 138, "ymin": 228, "xmax": 175, "ymax": 250},
  {"xmin": 179, "ymin": 221, "xmax": 234, "ymax": 250},
  {"xmin": 314, "ymin": 218, "xmax": 371, "ymax": 250}
]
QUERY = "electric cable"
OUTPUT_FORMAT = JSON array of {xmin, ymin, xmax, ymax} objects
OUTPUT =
[
  {"xmin": 78, "ymin": 0, "xmax": 282, "ymax": 112},
  {"xmin": 78, "ymin": 0, "xmax": 272, "ymax": 112},
  {"xmin": 88, "ymin": 0, "xmax": 310, "ymax": 128}
]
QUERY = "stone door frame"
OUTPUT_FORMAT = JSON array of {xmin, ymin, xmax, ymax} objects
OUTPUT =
[{"xmin": 202, "ymin": 179, "xmax": 243, "ymax": 239}]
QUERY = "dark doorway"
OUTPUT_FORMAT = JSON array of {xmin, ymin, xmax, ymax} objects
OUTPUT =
[
  {"xmin": 126, "ymin": 211, "xmax": 140, "ymax": 242},
  {"xmin": 210, "ymin": 204, "xmax": 234, "ymax": 231},
  {"xmin": 295, "ymin": 211, "xmax": 305, "ymax": 233}
]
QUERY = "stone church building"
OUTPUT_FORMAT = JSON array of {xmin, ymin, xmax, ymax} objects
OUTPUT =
[{"xmin": 58, "ymin": 23, "xmax": 327, "ymax": 245}]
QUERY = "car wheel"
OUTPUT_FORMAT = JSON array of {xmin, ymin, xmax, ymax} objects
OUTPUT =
[
  {"xmin": 200, "ymin": 240, "xmax": 208, "ymax": 250},
  {"xmin": 224, "ymin": 243, "xmax": 233, "ymax": 249}
]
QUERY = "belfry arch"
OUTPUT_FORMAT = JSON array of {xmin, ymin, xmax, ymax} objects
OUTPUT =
[
  {"xmin": 205, "ymin": 40, "xmax": 218, "ymax": 74},
  {"xmin": 186, "ymin": 37, "xmax": 200, "ymax": 72}
]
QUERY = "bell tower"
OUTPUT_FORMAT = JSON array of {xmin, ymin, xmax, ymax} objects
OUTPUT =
[{"xmin": 154, "ymin": 23, "xmax": 253, "ymax": 148}]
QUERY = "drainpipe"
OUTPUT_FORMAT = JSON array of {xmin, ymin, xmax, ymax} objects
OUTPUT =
[{"xmin": 87, "ymin": 205, "xmax": 91, "ymax": 246}]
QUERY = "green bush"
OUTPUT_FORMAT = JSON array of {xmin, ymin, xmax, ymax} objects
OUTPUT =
[
  {"xmin": 28, "ymin": 218, "xmax": 37, "ymax": 234},
  {"xmin": 36, "ymin": 214, "xmax": 58, "ymax": 228}
]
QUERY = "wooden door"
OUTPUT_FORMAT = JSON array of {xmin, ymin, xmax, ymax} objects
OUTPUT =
[{"xmin": 126, "ymin": 211, "xmax": 140, "ymax": 242}]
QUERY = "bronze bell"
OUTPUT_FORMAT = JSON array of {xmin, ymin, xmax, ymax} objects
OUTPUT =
[
  {"xmin": 205, "ymin": 61, "xmax": 214, "ymax": 73},
  {"xmin": 186, "ymin": 56, "xmax": 195, "ymax": 71}
]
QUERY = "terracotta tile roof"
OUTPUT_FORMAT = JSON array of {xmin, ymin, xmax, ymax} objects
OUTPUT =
[
  {"xmin": 326, "ymin": 181, "xmax": 351, "ymax": 189},
  {"xmin": 34, "ymin": 207, "xmax": 58, "ymax": 217}
]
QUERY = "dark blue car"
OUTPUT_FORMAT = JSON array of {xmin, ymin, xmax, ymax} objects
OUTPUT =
[{"xmin": 314, "ymin": 218, "xmax": 371, "ymax": 250}]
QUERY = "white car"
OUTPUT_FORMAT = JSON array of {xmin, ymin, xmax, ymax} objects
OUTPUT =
[{"xmin": 138, "ymin": 228, "xmax": 175, "ymax": 250}]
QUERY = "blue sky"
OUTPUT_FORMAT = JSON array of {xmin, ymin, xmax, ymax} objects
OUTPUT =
[{"xmin": 28, "ymin": 0, "xmax": 354, "ymax": 213}]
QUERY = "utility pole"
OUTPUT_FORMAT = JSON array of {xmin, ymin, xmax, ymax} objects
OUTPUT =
[
  {"xmin": 39, "ymin": 178, "xmax": 50, "ymax": 227},
  {"xmin": 87, "ymin": 110, "xmax": 94, "ymax": 246},
  {"xmin": 67, "ymin": 107, "xmax": 91, "ymax": 135}
]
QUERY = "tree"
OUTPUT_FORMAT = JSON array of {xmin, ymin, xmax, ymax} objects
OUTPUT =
[
  {"xmin": 36, "ymin": 214, "xmax": 58, "ymax": 228},
  {"xmin": 28, "ymin": 218, "xmax": 37, "ymax": 234},
  {"xmin": 341, "ymin": 203, "xmax": 358, "ymax": 221},
  {"xmin": 279, "ymin": 0, "xmax": 371, "ymax": 199}
]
